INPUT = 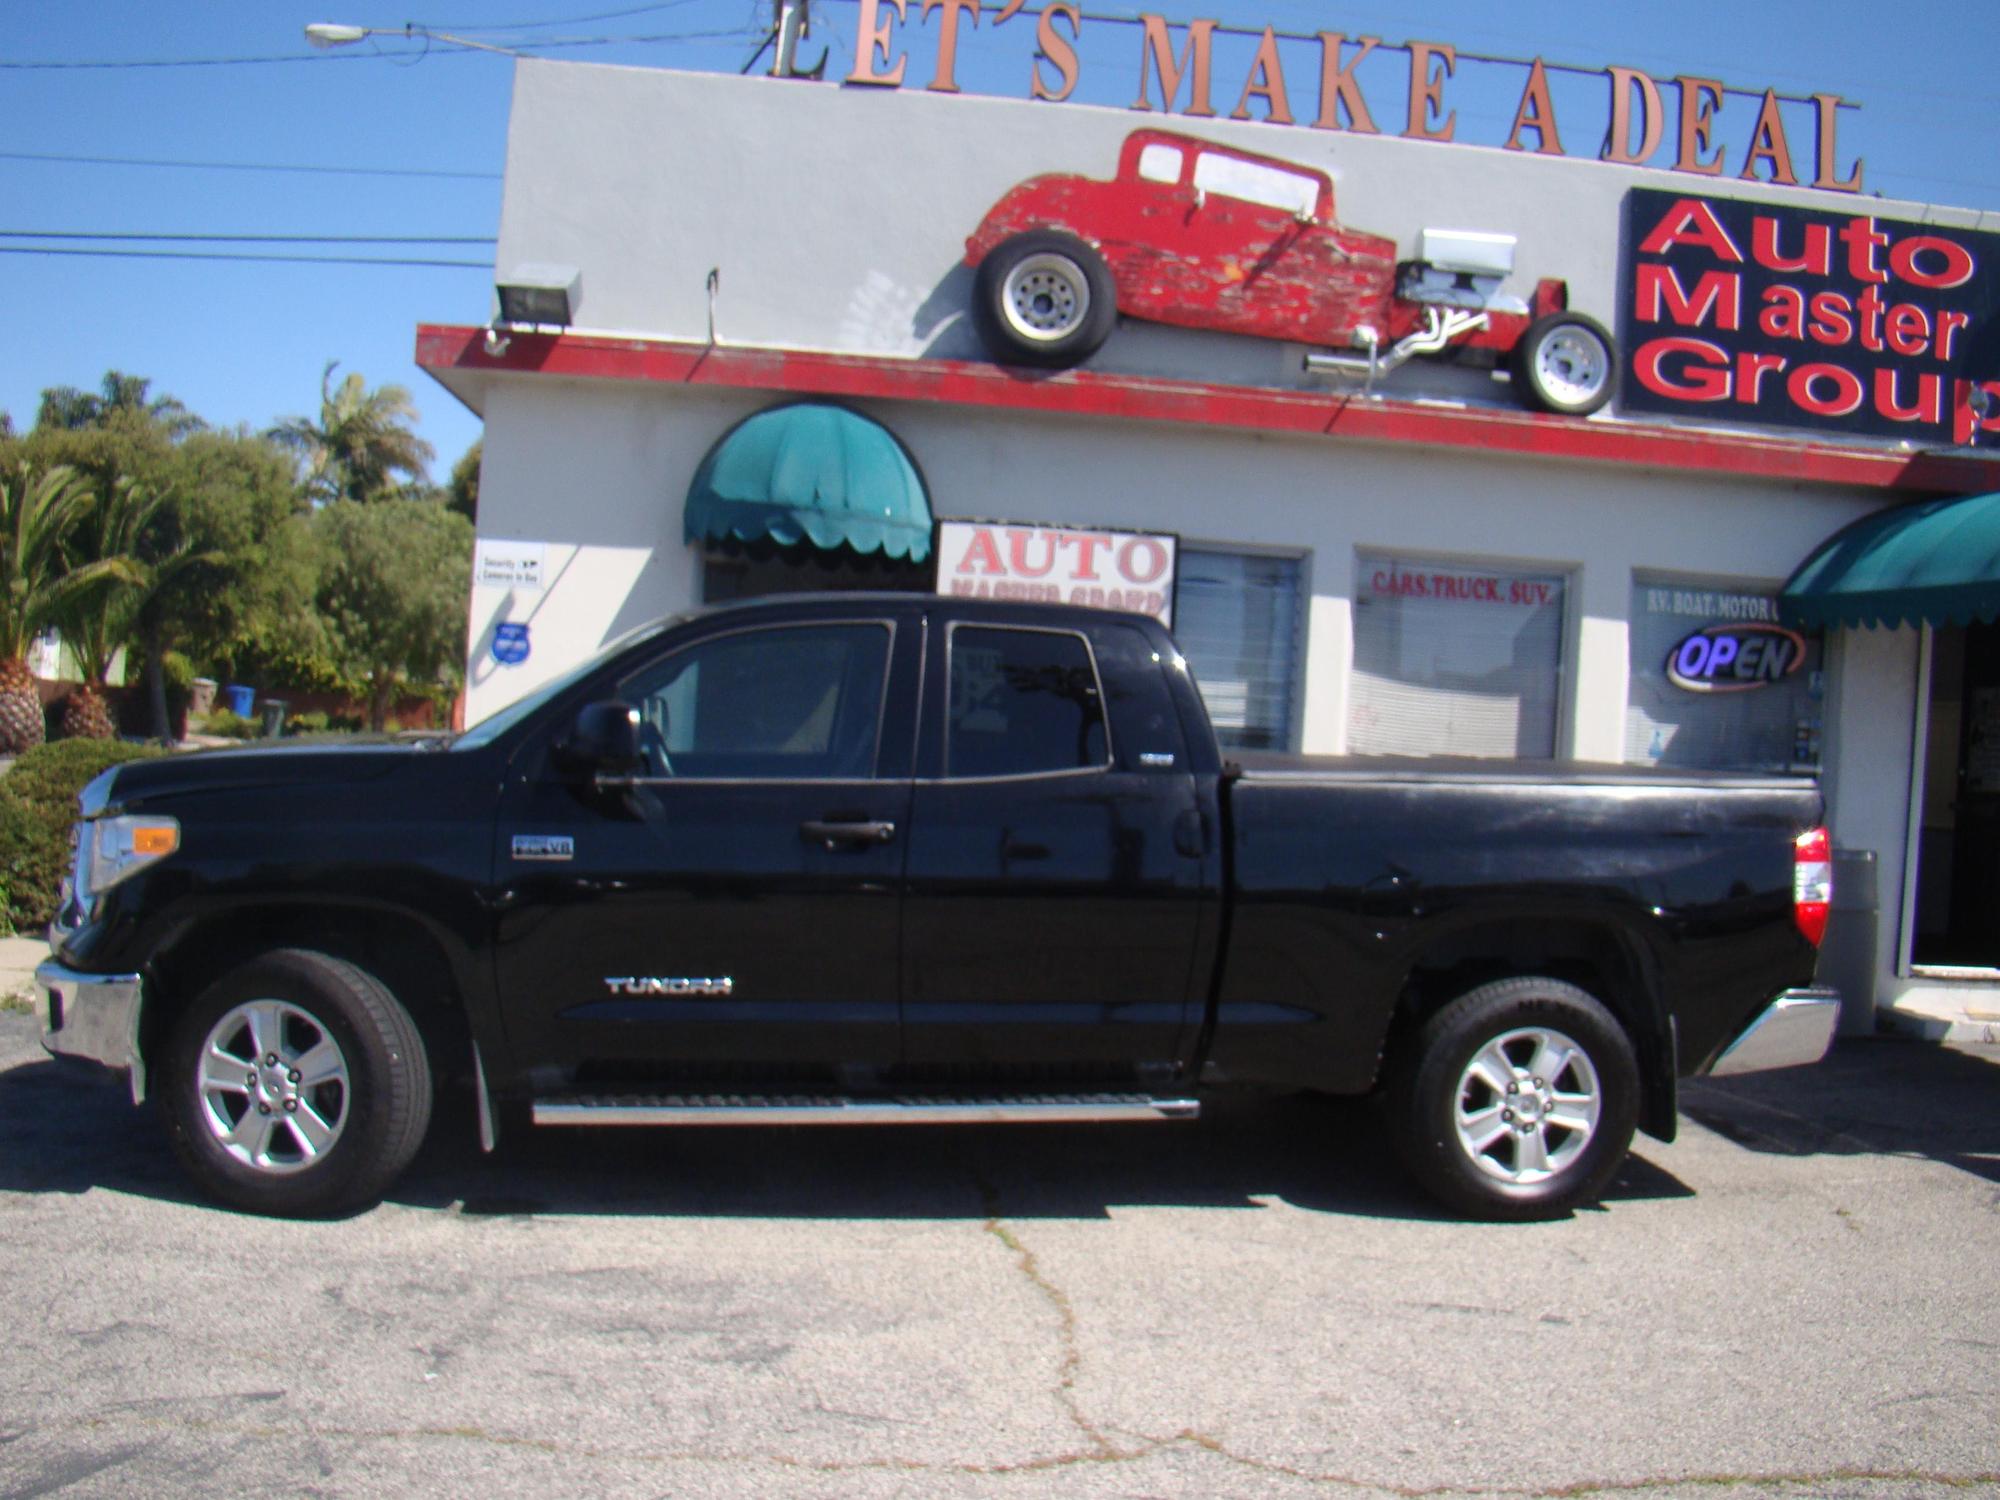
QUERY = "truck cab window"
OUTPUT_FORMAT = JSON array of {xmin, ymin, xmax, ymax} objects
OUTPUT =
[
  {"xmin": 620, "ymin": 622, "xmax": 891, "ymax": 779},
  {"xmin": 947, "ymin": 625, "xmax": 1109, "ymax": 777}
]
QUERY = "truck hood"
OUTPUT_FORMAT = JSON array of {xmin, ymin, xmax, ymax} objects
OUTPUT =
[{"xmin": 91, "ymin": 740, "xmax": 445, "ymax": 810}]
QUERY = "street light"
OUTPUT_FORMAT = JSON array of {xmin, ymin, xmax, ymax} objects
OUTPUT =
[{"xmin": 304, "ymin": 21, "xmax": 518, "ymax": 56}]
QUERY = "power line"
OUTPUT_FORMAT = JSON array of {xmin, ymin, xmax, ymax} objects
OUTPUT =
[
  {"xmin": 0, "ymin": 231, "xmax": 494, "ymax": 245},
  {"xmin": 432, "ymin": 1, "xmax": 709, "ymax": 33},
  {"xmin": 0, "ymin": 246, "xmax": 489, "ymax": 269},
  {"xmin": 0, "ymin": 150, "xmax": 500, "ymax": 181},
  {"xmin": 0, "ymin": 26, "xmax": 754, "ymax": 70}
]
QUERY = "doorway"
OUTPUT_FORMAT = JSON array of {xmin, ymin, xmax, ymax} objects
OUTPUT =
[{"xmin": 1911, "ymin": 621, "xmax": 2000, "ymax": 968}]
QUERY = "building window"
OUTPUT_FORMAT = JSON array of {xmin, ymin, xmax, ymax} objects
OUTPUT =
[
  {"xmin": 1626, "ymin": 576, "xmax": 1823, "ymax": 771},
  {"xmin": 1175, "ymin": 549, "xmax": 1302, "ymax": 751},
  {"xmin": 1349, "ymin": 555, "xmax": 1567, "ymax": 758}
]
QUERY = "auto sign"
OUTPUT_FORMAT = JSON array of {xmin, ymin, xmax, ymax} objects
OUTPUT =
[{"xmin": 1666, "ymin": 622, "xmax": 1807, "ymax": 693}]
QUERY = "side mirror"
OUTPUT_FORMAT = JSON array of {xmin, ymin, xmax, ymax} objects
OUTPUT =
[{"xmin": 560, "ymin": 699, "xmax": 644, "ymax": 778}]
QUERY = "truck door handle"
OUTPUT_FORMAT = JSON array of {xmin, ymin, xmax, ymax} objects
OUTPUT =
[{"xmin": 800, "ymin": 819, "xmax": 897, "ymax": 850}]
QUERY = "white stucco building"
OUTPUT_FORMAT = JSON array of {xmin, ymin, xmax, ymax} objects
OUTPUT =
[{"xmin": 420, "ymin": 58, "xmax": 2000, "ymax": 1038}]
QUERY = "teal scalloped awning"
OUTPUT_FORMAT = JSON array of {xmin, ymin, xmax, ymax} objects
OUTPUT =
[
  {"xmin": 1782, "ymin": 492, "xmax": 2000, "ymax": 631},
  {"xmin": 684, "ymin": 403, "xmax": 932, "ymax": 563}
]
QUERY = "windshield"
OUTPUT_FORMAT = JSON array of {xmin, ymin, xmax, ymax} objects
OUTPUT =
[{"xmin": 451, "ymin": 615, "xmax": 682, "ymax": 751}]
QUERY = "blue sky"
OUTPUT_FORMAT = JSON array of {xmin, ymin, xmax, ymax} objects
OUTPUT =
[{"xmin": 5, "ymin": 2, "xmax": 1997, "ymax": 478}]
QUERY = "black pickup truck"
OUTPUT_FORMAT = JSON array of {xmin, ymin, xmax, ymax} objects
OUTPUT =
[{"xmin": 39, "ymin": 593, "xmax": 1837, "ymax": 1220}]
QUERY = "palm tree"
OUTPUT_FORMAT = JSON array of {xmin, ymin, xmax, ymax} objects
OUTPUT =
[
  {"xmin": 268, "ymin": 362, "xmax": 436, "ymax": 506},
  {"xmin": 0, "ymin": 462, "xmax": 132, "ymax": 752},
  {"xmin": 36, "ymin": 371, "xmax": 202, "ymax": 439},
  {"xmin": 47, "ymin": 478, "xmax": 168, "ymax": 739}
]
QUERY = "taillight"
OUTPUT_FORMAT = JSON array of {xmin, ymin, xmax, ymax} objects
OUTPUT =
[{"xmin": 1793, "ymin": 827, "xmax": 1832, "ymax": 946}]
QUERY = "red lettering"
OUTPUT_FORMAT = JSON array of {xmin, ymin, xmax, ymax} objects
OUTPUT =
[
  {"xmin": 1758, "ymin": 284, "xmax": 1806, "ymax": 340},
  {"xmin": 1854, "ymin": 285, "xmax": 1887, "ymax": 353},
  {"xmin": 1737, "ymin": 351, "xmax": 1787, "ymax": 403},
  {"xmin": 1117, "ymin": 536, "xmax": 1170, "ymax": 585},
  {"xmin": 1874, "ymin": 368, "xmax": 1944, "ymax": 425},
  {"xmin": 1888, "ymin": 235, "xmax": 1976, "ymax": 291},
  {"xmin": 956, "ymin": 528, "xmax": 1005, "ymax": 575},
  {"xmin": 1937, "ymin": 310, "xmax": 1971, "ymax": 362},
  {"xmin": 1807, "ymin": 291, "xmax": 1853, "ymax": 346},
  {"xmin": 1838, "ymin": 217, "xmax": 1889, "ymax": 284},
  {"xmin": 1635, "ymin": 337, "xmax": 1730, "ymax": 400},
  {"xmin": 1006, "ymin": 527, "xmax": 1057, "ymax": 577},
  {"xmin": 1634, "ymin": 264, "xmax": 1741, "ymax": 329},
  {"xmin": 1789, "ymin": 363, "xmax": 1865, "ymax": 418},
  {"xmin": 1751, "ymin": 217, "xmax": 1831, "ymax": 276},
  {"xmin": 1885, "ymin": 302, "xmax": 1930, "ymax": 358},
  {"xmin": 1064, "ymin": 532, "xmax": 1110, "ymax": 580},
  {"xmin": 1637, "ymin": 199, "xmax": 1743, "ymax": 261}
]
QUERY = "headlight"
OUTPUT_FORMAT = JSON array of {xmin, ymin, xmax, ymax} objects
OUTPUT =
[{"xmin": 74, "ymin": 815, "xmax": 180, "ymax": 906}]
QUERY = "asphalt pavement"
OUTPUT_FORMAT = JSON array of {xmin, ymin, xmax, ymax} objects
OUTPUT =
[{"xmin": 1, "ymin": 1001, "xmax": 1996, "ymax": 1499}]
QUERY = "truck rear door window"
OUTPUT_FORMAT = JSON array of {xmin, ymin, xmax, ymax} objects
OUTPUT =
[{"xmin": 946, "ymin": 625, "xmax": 1109, "ymax": 778}]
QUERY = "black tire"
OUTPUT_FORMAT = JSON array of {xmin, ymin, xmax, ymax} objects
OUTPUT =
[
  {"xmin": 1390, "ymin": 976, "xmax": 1638, "ymax": 1222},
  {"xmin": 1511, "ymin": 312, "xmax": 1616, "ymax": 416},
  {"xmin": 972, "ymin": 229, "xmax": 1118, "ymax": 368},
  {"xmin": 160, "ymin": 949, "xmax": 433, "ymax": 1217}
]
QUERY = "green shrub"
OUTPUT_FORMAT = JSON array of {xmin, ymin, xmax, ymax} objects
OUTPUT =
[
  {"xmin": 287, "ymin": 709, "xmax": 331, "ymax": 735},
  {"xmin": 0, "ymin": 739, "xmax": 167, "ymax": 932},
  {"xmin": 196, "ymin": 708, "xmax": 261, "ymax": 740}
]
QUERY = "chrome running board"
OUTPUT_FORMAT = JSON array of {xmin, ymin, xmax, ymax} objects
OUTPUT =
[{"xmin": 532, "ymin": 1092, "xmax": 1200, "ymax": 1127}]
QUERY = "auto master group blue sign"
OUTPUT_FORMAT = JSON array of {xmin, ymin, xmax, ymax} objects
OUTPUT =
[{"xmin": 1619, "ymin": 188, "xmax": 2000, "ymax": 446}]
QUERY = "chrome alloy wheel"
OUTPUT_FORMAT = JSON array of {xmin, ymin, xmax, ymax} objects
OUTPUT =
[
  {"xmin": 1453, "ymin": 1026, "xmax": 1602, "ymax": 1185},
  {"xmin": 1531, "ymin": 325, "xmax": 1610, "ymax": 408},
  {"xmin": 195, "ymin": 1000, "xmax": 350, "ymax": 1173},
  {"xmin": 1000, "ymin": 253, "xmax": 1091, "ymax": 343}
]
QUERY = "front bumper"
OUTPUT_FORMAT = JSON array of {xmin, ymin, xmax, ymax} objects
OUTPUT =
[
  {"xmin": 1706, "ymin": 988, "xmax": 1840, "ymax": 1077},
  {"xmin": 38, "ymin": 961, "xmax": 146, "ymax": 1104}
]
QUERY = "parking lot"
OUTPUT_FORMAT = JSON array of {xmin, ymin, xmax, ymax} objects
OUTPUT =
[{"xmin": 2, "ymin": 1006, "xmax": 1995, "ymax": 1499}]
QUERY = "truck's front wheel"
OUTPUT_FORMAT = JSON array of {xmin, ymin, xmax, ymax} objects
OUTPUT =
[
  {"xmin": 1392, "ymin": 977, "xmax": 1637, "ymax": 1221},
  {"xmin": 160, "ymin": 949, "xmax": 433, "ymax": 1217}
]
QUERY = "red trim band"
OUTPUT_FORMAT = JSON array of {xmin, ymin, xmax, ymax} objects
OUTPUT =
[{"xmin": 416, "ymin": 324, "xmax": 2000, "ymax": 496}]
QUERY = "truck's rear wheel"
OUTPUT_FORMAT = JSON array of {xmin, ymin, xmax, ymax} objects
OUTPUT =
[
  {"xmin": 160, "ymin": 949, "xmax": 432, "ymax": 1217},
  {"xmin": 1392, "ymin": 977, "xmax": 1637, "ymax": 1221}
]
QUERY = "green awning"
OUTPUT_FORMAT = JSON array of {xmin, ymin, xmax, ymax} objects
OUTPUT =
[
  {"xmin": 684, "ymin": 402, "xmax": 932, "ymax": 563},
  {"xmin": 1781, "ymin": 491, "xmax": 2000, "ymax": 631}
]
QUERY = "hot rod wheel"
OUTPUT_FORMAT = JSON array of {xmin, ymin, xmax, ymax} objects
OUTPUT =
[
  {"xmin": 972, "ymin": 229, "xmax": 1118, "ymax": 368},
  {"xmin": 1513, "ymin": 312, "xmax": 1617, "ymax": 416},
  {"xmin": 1391, "ymin": 976, "xmax": 1639, "ymax": 1220}
]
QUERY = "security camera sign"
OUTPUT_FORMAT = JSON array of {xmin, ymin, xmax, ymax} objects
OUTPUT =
[
  {"xmin": 475, "ymin": 540, "xmax": 548, "ymax": 591},
  {"xmin": 936, "ymin": 521, "xmax": 1177, "ymax": 626}
]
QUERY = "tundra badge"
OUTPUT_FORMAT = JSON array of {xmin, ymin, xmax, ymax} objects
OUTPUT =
[
  {"xmin": 512, "ymin": 834, "xmax": 575, "ymax": 861},
  {"xmin": 603, "ymin": 976, "xmax": 735, "ymax": 997}
]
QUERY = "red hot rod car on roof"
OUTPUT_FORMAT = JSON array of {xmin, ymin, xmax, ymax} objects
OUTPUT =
[{"xmin": 963, "ymin": 129, "xmax": 1616, "ymax": 416}]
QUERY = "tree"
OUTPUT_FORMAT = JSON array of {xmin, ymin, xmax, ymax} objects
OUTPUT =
[
  {"xmin": 46, "ymin": 477, "xmax": 177, "ymax": 739},
  {"xmin": 268, "ymin": 363, "xmax": 436, "ymax": 506},
  {"xmin": 446, "ymin": 439, "xmax": 481, "ymax": 523},
  {"xmin": 0, "ymin": 459, "xmax": 134, "ymax": 751},
  {"xmin": 313, "ymin": 500, "xmax": 472, "ymax": 729},
  {"xmin": 36, "ymin": 370, "xmax": 202, "ymax": 439}
]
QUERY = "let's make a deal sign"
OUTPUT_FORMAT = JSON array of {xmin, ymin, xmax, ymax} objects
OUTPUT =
[
  {"xmin": 936, "ymin": 521, "xmax": 1177, "ymax": 626},
  {"xmin": 1619, "ymin": 188, "xmax": 2000, "ymax": 446}
]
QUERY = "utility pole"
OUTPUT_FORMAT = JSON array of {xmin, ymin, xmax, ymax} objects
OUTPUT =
[{"xmin": 771, "ymin": 0, "xmax": 827, "ymax": 79}]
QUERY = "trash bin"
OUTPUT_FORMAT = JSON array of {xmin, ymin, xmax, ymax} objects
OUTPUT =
[
  {"xmin": 223, "ymin": 684, "xmax": 255, "ymax": 718},
  {"xmin": 1820, "ymin": 848, "xmax": 1879, "ymax": 1036},
  {"xmin": 259, "ymin": 699, "xmax": 288, "ymax": 738},
  {"xmin": 189, "ymin": 677, "xmax": 218, "ymax": 716}
]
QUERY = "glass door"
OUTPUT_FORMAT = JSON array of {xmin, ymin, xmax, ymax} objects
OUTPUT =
[{"xmin": 1910, "ymin": 622, "xmax": 2000, "ymax": 969}]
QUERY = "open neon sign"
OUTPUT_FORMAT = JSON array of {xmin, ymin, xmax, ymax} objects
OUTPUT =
[{"xmin": 1666, "ymin": 622, "xmax": 1806, "ymax": 693}]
